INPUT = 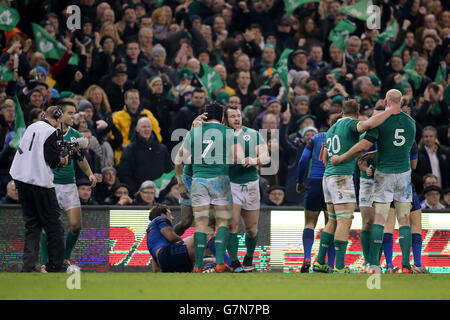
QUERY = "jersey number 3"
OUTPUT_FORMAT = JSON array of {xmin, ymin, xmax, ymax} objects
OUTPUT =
[{"xmin": 393, "ymin": 129, "xmax": 406, "ymax": 147}]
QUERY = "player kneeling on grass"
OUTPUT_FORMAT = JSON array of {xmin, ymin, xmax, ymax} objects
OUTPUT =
[{"xmin": 147, "ymin": 204, "xmax": 226, "ymax": 272}]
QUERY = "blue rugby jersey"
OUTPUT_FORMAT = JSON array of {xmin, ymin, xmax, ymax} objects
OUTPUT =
[
  {"xmin": 297, "ymin": 132, "xmax": 327, "ymax": 184},
  {"xmin": 146, "ymin": 216, "xmax": 172, "ymax": 258}
]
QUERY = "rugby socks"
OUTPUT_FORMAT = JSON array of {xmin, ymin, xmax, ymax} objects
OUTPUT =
[
  {"xmin": 215, "ymin": 226, "xmax": 229, "ymax": 265},
  {"xmin": 412, "ymin": 233, "xmax": 422, "ymax": 267},
  {"xmin": 227, "ymin": 233, "xmax": 239, "ymax": 262},
  {"xmin": 245, "ymin": 232, "xmax": 258, "ymax": 259},
  {"xmin": 194, "ymin": 232, "xmax": 207, "ymax": 268},
  {"xmin": 360, "ymin": 230, "xmax": 371, "ymax": 264},
  {"xmin": 40, "ymin": 233, "xmax": 48, "ymax": 266},
  {"xmin": 208, "ymin": 237, "xmax": 231, "ymax": 266},
  {"xmin": 334, "ymin": 240, "xmax": 348, "ymax": 270},
  {"xmin": 64, "ymin": 231, "xmax": 79, "ymax": 260},
  {"xmin": 327, "ymin": 240, "xmax": 336, "ymax": 268},
  {"xmin": 317, "ymin": 231, "xmax": 334, "ymax": 265},
  {"xmin": 399, "ymin": 226, "xmax": 412, "ymax": 268},
  {"xmin": 302, "ymin": 228, "xmax": 314, "ymax": 261},
  {"xmin": 369, "ymin": 224, "xmax": 384, "ymax": 266},
  {"xmin": 382, "ymin": 233, "xmax": 394, "ymax": 268}
]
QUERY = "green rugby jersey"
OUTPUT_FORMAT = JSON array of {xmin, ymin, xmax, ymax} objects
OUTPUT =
[
  {"xmin": 182, "ymin": 122, "xmax": 235, "ymax": 178},
  {"xmin": 52, "ymin": 127, "xmax": 82, "ymax": 184},
  {"xmin": 365, "ymin": 112, "xmax": 416, "ymax": 174},
  {"xmin": 183, "ymin": 163, "xmax": 193, "ymax": 177},
  {"xmin": 229, "ymin": 126, "xmax": 266, "ymax": 184},
  {"xmin": 324, "ymin": 117, "xmax": 360, "ymax": 176}
]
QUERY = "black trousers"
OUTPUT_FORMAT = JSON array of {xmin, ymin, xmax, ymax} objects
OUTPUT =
[{"xmin": 15, "ymin": 180, "xmax": 65, "ymax": 272}]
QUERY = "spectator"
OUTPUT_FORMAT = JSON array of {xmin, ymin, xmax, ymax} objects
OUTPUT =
[
  {"xmin": 253, "ymin": 96, "xmax": 282, "ymax": 130},
  {"xmin": 75, "ymin": 128, "xmax": 102, "ymax": 182},
  {"xmin": 77, "ymin": 179, "xmax": 98, "ymax": 205},
  {"xmin": 0, "ymin": 99, "xmax": 15, "ymax": 150},
  {"xmin": 133, "ymin": 180, "xmax": 157, "ymax": 206},
  {"xmin": 442, "ymin": 188, "xmax": 450, "ymax": 209},
  {"xmin": 118, "ymin": 117, "xmax": 173, "ymax": 195},
  {"xmin": 265, "ymin": 185, "xmax": 288, "ymax": 206},
  {"xmin": 103, "ymin": 67, "xmax": 132, "ymax": 113},
  {"xmin": 170, "ymin": 87, "xmax": 207, "ymax": 133},
  {"xmin": 420, "ymin": 185, "xmax": 445, "ymax": 210},
  {"xmin": 84, "ymin": 84, "xmax": 112, "ymax": 121},
  {"xmin": 94, "ymin": 167, "xmax": 119, "ymax": 204},
  {"xmin": 413, "ymin": 126, "xmax": 450, "ymax": 194},
  {"xmin": 0, "ymin": 180, "xmax": 19, "ymax": 204},
  {"xmin": 112, "ymin": 89, "xmax": 162, "ymax": 165},
  {"xmin": 104, "ymin": 183, "xmax": 133, "ymax": 206}
]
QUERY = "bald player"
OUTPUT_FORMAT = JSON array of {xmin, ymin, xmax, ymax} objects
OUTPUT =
[{"xmin": 331, "ymin": 89, "xmax": 416, "ymax": 274}]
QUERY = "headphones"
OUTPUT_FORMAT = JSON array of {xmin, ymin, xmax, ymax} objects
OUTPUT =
[{"xmin": 41, "ymin": 105, "xmax": 63, "ymax": 120}]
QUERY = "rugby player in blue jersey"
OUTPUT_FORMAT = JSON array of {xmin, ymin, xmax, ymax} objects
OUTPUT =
[{"xmin": 296, "ymin": 131, "xmax": 335, "ymax": 273}]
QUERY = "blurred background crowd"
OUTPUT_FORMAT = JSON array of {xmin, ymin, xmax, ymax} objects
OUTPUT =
[{"xmin": 0, "ymin": 0, "xmax": 449, "ymax": 208}]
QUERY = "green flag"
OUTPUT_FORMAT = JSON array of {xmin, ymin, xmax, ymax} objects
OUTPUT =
[
  {"xmin": 275, "ymin": 49, "xmax": 293, "ymax": 94},
  {"xmin": 328, "ymin": 19, "xmax": 357, "ymax": 52},
  {"xmin": 152, "ymin": 169, "xmax": 175, "ymax": 198},
  {"xmin": 393, "ymin": 42, "xmax": 406, "ymax": 57},
  {"xmin": 0, "ymin": 63, "xmax": 14, "ymax": 82},
  {"xmin": 197, "ymin": 63, "xmax": 223, "ymax": 97},
  {"xmin": 11, "ymin": 95, "xmax": 26, "ymax": 149},
  {"xmin": 283, "ymin": 0, "xmax": 320, "ymax": 17},
  {"xmin": 340, "ymin": 0, "xmax": 372, "ymax": 21},
  {"xmin": 435, "ymin": 65, "xmax": 446, "ymax": 84},
  {"xmin": 31, "ymin": 23, "xmax": 79, "ymax": 66},
  {"xmin": 377, "ymin": 20, "xmax": 398, "ymax": 44},
  {"xmin": 403, "ymin": 56, "xmax": 422, "ymax": 90},
  {"xmin": 0, "ymin": 3, "xmax": 20, "ymax": 32}
]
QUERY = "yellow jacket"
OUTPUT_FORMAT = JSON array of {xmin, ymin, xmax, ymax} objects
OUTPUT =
[{"xmin": 112, "ymin": 106, "xmax": 162, "ymax": 165}]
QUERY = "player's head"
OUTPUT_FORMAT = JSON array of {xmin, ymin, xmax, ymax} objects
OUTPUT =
[
  {"xmin": 223, "ymin": 105, "xmax": 242, "ymax": 130},
  {"xmin": 342, "ymin": 99, "xmax": 360, "ymax": 117},
  {"xmin": 204, "ymin": 102, "xmax": 224, "ymax": 122},
  {"xmin": 149, "ymin": 203, "xmax": 173, "ymax": 223},
  {"xmin": 372, "ymin": 105, "xmax": 385, "ymax": 116},
  {"xmin": 385, "ymin": 89, "xmax": 402, "ymax": 108},
  {"xmin": 58, "ymin": 99, "xmax": 77, "ymax": 127},
  {"xmin": 44, "ymin": 105, "xmax": 63, "ymax": 128}
]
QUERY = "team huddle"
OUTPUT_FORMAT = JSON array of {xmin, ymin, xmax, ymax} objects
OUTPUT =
[{"xmin": 146, "ymin": 89, "xmax": 429, "ymax": 274}]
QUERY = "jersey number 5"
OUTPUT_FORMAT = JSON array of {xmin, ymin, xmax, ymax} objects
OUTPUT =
[{"xmin": 393, "ymin": 129, "xmax": 406, "ymax": 147}]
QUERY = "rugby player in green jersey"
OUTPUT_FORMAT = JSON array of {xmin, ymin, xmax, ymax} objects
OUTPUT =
[
  {"xmin": 175, "ymin": 102, "xmax": 243, "ymax": 273},
  {"xmin": 223, "ymin": 105, "xmax": 270, "ymax": 272},
  {"xmin": 314, "ymin": 99, "xmax": 399, "ymax": 273},
  {"xmin": 331, "ymin": 90, "xmax": 415, "ymax": 274},
  {"xmin": 40, "ymin": 100, "xmax": 97, "ymax": 271}
]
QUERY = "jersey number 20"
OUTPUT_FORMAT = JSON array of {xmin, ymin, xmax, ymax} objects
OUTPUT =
[{"xmin": 326, "ymin": 135, "xmax": 341, "ymax": 155}]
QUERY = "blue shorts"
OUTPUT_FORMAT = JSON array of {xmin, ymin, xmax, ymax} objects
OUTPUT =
[
  {"xmin": 179, "ymin": 175, "xmax": 192, "ymax": 206},
  {"xmin": 157, "ymin": 242, "xmax": 193, "ymax": 272},
  {"xmin": 304, "ymin": 179, "xmax": 326, "ymax": 212}
]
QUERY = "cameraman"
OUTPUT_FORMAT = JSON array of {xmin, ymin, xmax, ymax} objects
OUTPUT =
[
  {"xmin": 9, "ymin": 106, "xmax": 69, "ymax": 272},
  {"xmin": 40, "ymin": 100, "xmax": 97, "ymax": 270}
]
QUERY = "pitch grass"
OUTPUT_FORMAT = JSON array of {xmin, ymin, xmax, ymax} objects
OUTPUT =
[{"xmin": 0, "ymin": 273, "xmax": 449, "ymax": 300}]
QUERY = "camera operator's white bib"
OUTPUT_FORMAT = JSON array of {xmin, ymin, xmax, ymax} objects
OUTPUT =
[{"xmin": 10, "ymin": 121, "xmax": 56, "ymax": 188}]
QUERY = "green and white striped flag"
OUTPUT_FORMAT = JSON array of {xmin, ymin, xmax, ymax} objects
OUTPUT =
[
  {"xmin": 11, "ymin": 95, "xmax": 26, "ymax": 150},
  {"xmin": 403, "ymin": 56, "xmax": 422, "ymax": 90},
  {"xmin": 377, "ymin": 20, "xmax": 398, "ymax": 44},
  {"xmin": 196, "ymin": 63, "xmax": 223, "ymax": 97},
  {"xmin": 31, "ymin": 23, "xmax": 79, "ymax": 66},
  {"xmin": 328, "ymin": 19, "xmax": 357, "ymax": 52},
  {"xmin": 283, "ymin": 0, "xmax": 320, "ymax": 17},
  {"xmin": 434, "ymin": 65, "xmax": 446, "ymax": 84},
  {"xmin": 0, "ymin": 63, "xmax": 14, "ymax": 82},
  {"xmin": 340, "ymin": 0, "xmax": 372, "ymax": 21},
  {"xmin": 0, "ymin": 3, "xmax": 20, "ymax": 31},
  {"xmin": 152, "ymin": 169, "xmax": 175, "ymax": 198}
]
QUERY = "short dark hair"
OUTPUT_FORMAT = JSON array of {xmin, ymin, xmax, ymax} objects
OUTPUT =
[
  {"xmin": 374, "ymin": 105, "xmax": 385, "ymax": 111},
  {"xmin": 223, "ymin": 105, "xmax": 240, "ymax": 127},
  {"xmin": 58, "ymin": 99, "xmax": 77, "ymax": 112},
  {"xmin": 205, "ymin": 102, "xmax": 224, "ymax": 122},
  {"xmin": 149, "ymin": 203, "xmax": 170, "ymax": 220}
]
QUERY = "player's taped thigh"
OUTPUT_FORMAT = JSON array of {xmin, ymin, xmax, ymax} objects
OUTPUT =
[
  {"xmin": 194, "ymin": 209, "xmax": 210, "ymax": 219},
  {"xmin": 335, "ymin": 211, "xmax": 354, "ymax": 220},
  {"xmin": 393, "ymin": 201, "xmax": 412, "ymax": 219},
  {"xmin": 373, "ymin": 202, "xmax": 391, "ymax": 219},
  {"xmin": 215, "ymin": 210, "xmax": 232, "ymax": 219}
]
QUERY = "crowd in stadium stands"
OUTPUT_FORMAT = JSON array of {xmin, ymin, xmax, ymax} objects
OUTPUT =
[{"xmin": 0, "ymin": 0, "xmax": 449, "ymax": 208}]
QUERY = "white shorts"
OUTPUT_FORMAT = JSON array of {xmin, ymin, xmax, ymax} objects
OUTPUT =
[
  {"xmin": 191, "ymin": 176, "xmax": 233, "ymax": 207},
  {"xmin": 359, "ymin": 178, "xmax": 375, "ymax": 208},
  {"xmin": 55, "ymin": 183, "xmax": 80, "ymax": 211},
  {"xmin": 230, "ymin": 180, "xmax": 260, "ymax": 211},
  {"xmin": 323, "ymin": 175, "xmax": 357, "ymax": 205},
  {"xmin": 373, "ymin": 170, "xmax": 412, "ymax": 204}
]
